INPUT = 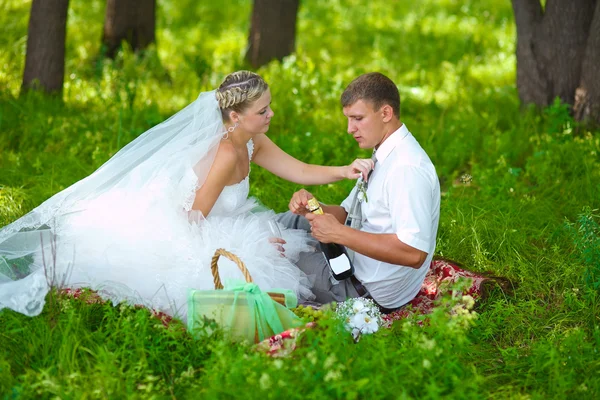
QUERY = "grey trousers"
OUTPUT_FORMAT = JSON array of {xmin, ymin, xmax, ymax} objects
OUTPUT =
[{"xmin": 276, "ymin": 211, "xmax": 361, "ymax": 304}]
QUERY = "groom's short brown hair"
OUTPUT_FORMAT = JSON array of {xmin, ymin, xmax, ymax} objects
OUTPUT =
[{"xmin": 341, "ymin": 72, "xmax": 400, "ymax": 118}]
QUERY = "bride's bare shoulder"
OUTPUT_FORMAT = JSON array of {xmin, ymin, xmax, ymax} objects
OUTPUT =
[
  {"xmin": 250, "ymin": 133, "xmax": 272, "ymax": 155},
  {"xmin": 213, "ymin": 140, "xmax": 239, "ymax": 167}
]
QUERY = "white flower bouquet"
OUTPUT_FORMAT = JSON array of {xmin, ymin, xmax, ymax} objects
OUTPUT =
[{"xmin": 335, "ymin": 297, "xmax": 383, "ymax": 342}]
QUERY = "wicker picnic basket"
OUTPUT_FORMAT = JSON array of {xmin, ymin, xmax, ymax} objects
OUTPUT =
[{"xmin": 187, "ymin": 248, "xmax": 303, "ymax": 343}]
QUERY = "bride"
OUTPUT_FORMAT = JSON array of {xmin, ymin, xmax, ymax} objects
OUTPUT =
[{"xmin": 0, "ymin": 71, "xmax": 373, "ymax": 319}]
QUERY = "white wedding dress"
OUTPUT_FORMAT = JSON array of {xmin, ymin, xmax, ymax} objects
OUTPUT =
[{"xmin": 0, "ymin": 92, "xmax": 315, "ymax": 319}]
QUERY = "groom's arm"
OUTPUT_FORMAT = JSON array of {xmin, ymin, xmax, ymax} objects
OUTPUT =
[
  {"xmin": 339, "ymin": 228, "xmax": 427, "ymax": 269},
  {"xmin": 305, "ymin": 213, "xmax": 428, "ymax": 269}
]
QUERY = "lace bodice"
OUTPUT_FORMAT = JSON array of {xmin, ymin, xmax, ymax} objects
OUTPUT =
[{"xmin": 209, "ymin": 139, "xmax": 254, "ymax": 216}]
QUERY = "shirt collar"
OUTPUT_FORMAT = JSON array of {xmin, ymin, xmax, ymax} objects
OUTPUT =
[{"xmin": 374, "ymin": 124, "xmax": 409, "ymax": 164}]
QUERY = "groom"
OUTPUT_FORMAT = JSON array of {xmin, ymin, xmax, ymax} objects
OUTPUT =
[{"xmin": 278, "ymin": 72, "xmax": 440, "ymax": 313}]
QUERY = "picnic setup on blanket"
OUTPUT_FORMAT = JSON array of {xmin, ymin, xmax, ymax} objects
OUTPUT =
[
  {"xmin": 256, "ymin": 257, "xmax": 512, "ymax": 357},
  {"xmin": 61, "ymin": 249, "xmax": 511, "ymax": 358}
]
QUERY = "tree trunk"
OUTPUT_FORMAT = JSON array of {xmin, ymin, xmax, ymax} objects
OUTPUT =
[
  {"xmin": 512, "ymin": 0, "xmax": 600, "ymax": 125},
  {"xmin": 245, "ymin": 0, "xmax": 300, "ymax": 68},
  {"xmin": 512, "ymin": 0, "xmax": 546, "ymax": 105},
  {"xmin": 22, "ymin": 0, "xmax": 69, "ymax": 94},
  {"xmin": 574, "ymin": 0, "xmax": 600, "ymax": 123},
  {"xmin": 102, "ymin": 0, "xmax": 156, "ymax": 59}
]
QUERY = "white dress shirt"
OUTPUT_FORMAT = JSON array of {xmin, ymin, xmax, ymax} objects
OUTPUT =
[{"xmin": 341, "ymin": 124, "xmax": 440, "ymax": 308}]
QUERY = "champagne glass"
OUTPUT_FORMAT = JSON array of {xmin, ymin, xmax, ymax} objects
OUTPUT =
[
  {"xmin": 266, "ymin": 220, "xmax": 285, "ymax": 256},
  {"xmin": 266, "ymin": 220, "xmax": 282, "ymax": 239}
]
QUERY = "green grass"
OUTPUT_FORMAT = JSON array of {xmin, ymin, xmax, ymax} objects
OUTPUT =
[{"xmin": 1, "ymin": 0, "xmax": 600, "ymax": 398}]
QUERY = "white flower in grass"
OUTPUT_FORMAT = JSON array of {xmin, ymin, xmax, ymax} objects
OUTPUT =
[
  {"xmin": 259, "ymin": 373, "xmax": 272, "ymax": 390},
  {"xmin": 324, "ymin": 370, "xmax": 342, "ymax": 382},
  {"xmin": 461, "ymin": 294, "xmax": 475, "ymax": 310},
  {"xmin": 419, "ymin": 338, "xmax": 436, "ymax": 350},
  {"xmin": 324, "ymin": 355, "xmax": 337, "ymax": 369}
]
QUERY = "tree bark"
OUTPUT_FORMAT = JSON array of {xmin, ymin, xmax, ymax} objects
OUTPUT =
[
  {"xmin": 22, "ymin": 0, "xmax": 70, "ymax": 94},
  {"xmin": 512, "ymin": 0, "xmax": 546, "ymax": 105},
  {"xmin": 245, "ymin": 0, "xmax": 300, "ymax": 68},
  {"xmin": 512, "ymin": 0, "xmax": 600, "ymax": 125},
  {"xmin": 574, "ymin": 1, "xmax": 600, "ymax": 123},
  {"xmin": 102, "ymin": 0, "xmax": 156, "ymax": 59}
]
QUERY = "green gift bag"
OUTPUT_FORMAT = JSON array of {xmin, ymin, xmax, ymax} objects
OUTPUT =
[{"xmin": 187, "ymin": 248, "xmax": 304, "ymax": 343}]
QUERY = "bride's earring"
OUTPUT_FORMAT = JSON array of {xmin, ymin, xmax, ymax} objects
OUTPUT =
[
  {"xmin": 228, "ymin": 122, "xmax": 239, "ymax": 133},
  {"xmin": 222, "ymin": 122, "xmax": 238, "ymax": 139}
]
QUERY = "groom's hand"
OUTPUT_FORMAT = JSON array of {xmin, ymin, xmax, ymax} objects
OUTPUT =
[
  {"xmin": 289, "ymin": 189, "xmax": 313, "ymax": 216},
  {"xmin": 305, "ymin": 212, "xmax": 344, "ymax": 243}
]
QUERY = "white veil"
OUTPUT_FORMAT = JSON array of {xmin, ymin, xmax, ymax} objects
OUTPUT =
[{"xmin": 0, "ymin": 90, "xmax": 225, "ymax": 316}]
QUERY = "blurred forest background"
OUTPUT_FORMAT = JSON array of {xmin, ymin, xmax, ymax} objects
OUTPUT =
[{"xmin": 1, "ymin": 0, "xmax": 600, "ymax": 398}]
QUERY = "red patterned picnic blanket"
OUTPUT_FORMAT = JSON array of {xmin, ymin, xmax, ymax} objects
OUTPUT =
[
  {"xmin": 382, "ymin": 258, "xmax": 492, "ymax": 321},
  {"xmin": 256, "ymin": 258, "xmax": 508, "ymax": 357},
  {"xmin": 60, "ymin": 258, "xmax": 508, "ymax": 358}
]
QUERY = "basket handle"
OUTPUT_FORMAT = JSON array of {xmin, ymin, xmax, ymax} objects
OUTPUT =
[{"xmin": 211, "ymin": 248, "xmax": 253, "ymax": 289}]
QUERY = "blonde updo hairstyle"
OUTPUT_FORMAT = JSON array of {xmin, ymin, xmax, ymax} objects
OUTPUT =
[{"xmin": 216, "ymin": 71, "xmax": 269, "ymax": 122}]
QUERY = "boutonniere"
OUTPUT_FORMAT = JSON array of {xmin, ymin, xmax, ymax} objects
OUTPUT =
[{"xmin": 356, "ymin": 178, "xmax": 368, "ymax": 203}]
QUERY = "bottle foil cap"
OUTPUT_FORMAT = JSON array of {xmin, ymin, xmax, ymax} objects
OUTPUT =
[{"xmin": 307, "ymin": 197, "xmax": 323, "ymax": 214}]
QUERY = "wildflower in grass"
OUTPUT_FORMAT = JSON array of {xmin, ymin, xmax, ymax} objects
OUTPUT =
[
  {"xmin": 324, "ymin": 355, "xmax": 337, "ymax": 369},
  {"xmin": 460, "ymin": 173, "xmax": 473, "ymax": 184},
  {"xmin": 448, "ymin": 295, "xmax": 478, "ymax": 332},
  {"xmin": 259, "ymin": 373, "xmax": 272, "ymax": 390},
  {"xmin": 419, "ymin": 337, "xmax": 436, "ymax": 351},
  {"xmin": 461, "ymin": 294, "xmax": 475, "ymax": 309},
  {"xmin": 324, "ymin": 369, "xmax": 343, "ymax": 382},
  {"xmin": 307, "ymin": 351, "xmax": 318, "ymax": 365}
]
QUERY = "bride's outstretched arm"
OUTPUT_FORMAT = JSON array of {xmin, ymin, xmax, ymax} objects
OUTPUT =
[
  {"xmin": 190, "ymin": 141, "xmax": 238, "ymax": 216},
  {"xmin": 252, "ymin": 134, "xmax": 373, "ymax": 185}
]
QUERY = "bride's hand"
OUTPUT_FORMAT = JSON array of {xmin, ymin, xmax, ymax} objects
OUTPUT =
[
  {"xmin": 289, "ymin": 189, "xmax": 313, "ymax": 216},
  {"xmin": 344, "ymin": 158, "xmax": 374, "ymax": 181},
  {"xmin": 269, "ymin": 237, "xmax": 287, "ymax": 257}
]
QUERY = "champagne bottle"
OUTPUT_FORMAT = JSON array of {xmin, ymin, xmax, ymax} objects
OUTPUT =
[{"xmin": 307, "ymin": 198, "xmax": 355, "ymax": 280}]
